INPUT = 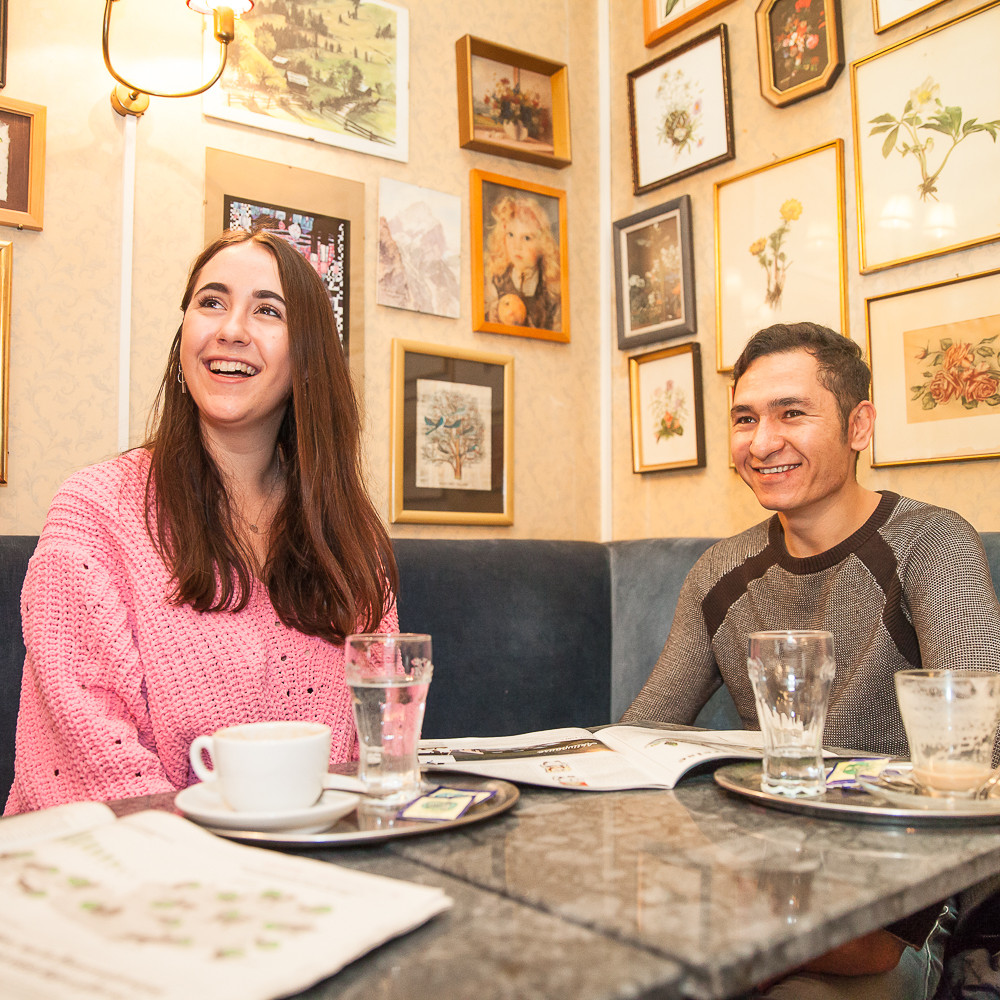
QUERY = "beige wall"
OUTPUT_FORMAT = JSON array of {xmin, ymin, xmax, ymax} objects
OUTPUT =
[
  {"xmin": 610, "ymin": 0, "xmax": 1000, "ymax": 540},
  {"xmin": 2, "ymin": 1, "xmax": 998, "ymax": 542},
  {"xmin": 0, "ymin": 0, "xmax": 601, "ymax": 539}
]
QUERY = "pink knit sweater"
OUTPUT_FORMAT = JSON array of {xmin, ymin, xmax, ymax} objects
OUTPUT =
[{"xmin": 5, "ymin": 450, "xmax": 397, "ymax": 815}]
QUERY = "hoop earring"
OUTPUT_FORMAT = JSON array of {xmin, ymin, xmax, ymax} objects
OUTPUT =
[{"xmin": 177, "ymin": 368, "xmax": 187, "ymax": 394}]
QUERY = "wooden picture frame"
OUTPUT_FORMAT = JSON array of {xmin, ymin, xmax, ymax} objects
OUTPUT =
[
  {"xmin": 755, "ymin": 0, "xmax": 844, "ymax": 108},
  {"xmin": 872, "ymin": 0, "xmax": 951, "ymax": 33},
  {"xmin": 629, "ymin": 342, "xmax": 706, "ymax": 473},
  {"xmin": 851, "ymin": 2, "xmax": 1000, "ymax": 273},
  {"xmin": 613, "ymin": 195, "xmax": 696, "ymax": 350},
  {"xmin": 205, "ymin": 148, "xmax": 363, "ymax": 361},
  {"xmin": 456, "ymin": 35, "xmax": 571, "ymax": 169},
  {"xmin": 202, "ymin": 0, "xmax": 409, "ymax": 162},
  {"xmin": 866, "ymin": 267, "xmax": 1000, "ymax": 468},
  {"xmin": 628, "ymin": 25, "xmax": 735, "ymax": 197},
  {"xmin": 391, "ymin": 339, "xmax": 513, "ymax": 525},
  {"xmin": 0, "ymin": 97, "xmax": 45, "ymax": 231},
  {"xmin": 0, "ymin": 242, "xmax": 10, "ymax": 484},
  {"xmin": 471, "ymin": 169, "xmax": 569, "ymax": 343},
  {"xmin": 714, "ymin": 139, "xmax": 848, "ymax": 372},
  {"xmin": 643, "ymin": 0, "xmax": 738, "ymax": 47}
]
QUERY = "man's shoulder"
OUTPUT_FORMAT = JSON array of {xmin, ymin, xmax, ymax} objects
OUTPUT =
[
  {"xmin": 881, "ymin": 493, "xmax": 981, "ymax": 546},
  {"xmin": 689, "ymin": 517, "xmax": 773, "ymax": 582}
]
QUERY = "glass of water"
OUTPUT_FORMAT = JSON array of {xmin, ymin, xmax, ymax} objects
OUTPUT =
[
  {"xmin": 748, "ymin": 630, "xmax": 836, "ymax": 797},
  {"xmin": 344, "ymin": 633, "xmax": 433, "ymax": 806}
]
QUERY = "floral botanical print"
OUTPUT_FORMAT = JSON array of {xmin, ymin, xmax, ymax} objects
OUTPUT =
[
  {"xmin": 649, "ymin": 379, "xmax": 688, "ymax": 442},
  {"xmin": 748, "ymin": 198, "xmax": 803, "ymax": 309},
  {"xmin": 869, "ymin": 77, "xmax": 1000, "ymax": 201},
  {"xmin": 909, "ymin": 332, "xmax": 1000, "ymax": 417}
]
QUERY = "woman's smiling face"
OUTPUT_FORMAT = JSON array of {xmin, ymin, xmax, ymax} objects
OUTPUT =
[{"xmin": 179, "ymin": 241, "xmax": 293, "ymax": 441}]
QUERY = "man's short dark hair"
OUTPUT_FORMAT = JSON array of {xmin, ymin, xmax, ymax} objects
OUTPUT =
[{"xmin": 732, "ymin": 322, "xmax": 871, "ymax": 431}]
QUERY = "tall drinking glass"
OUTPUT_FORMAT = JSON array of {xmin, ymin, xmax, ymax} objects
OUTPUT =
[
  {"xmin": 344, "ymin": 633, "xmax": 433, "ymax": 805},
  {"xmin": 748, "ymin": 630, "xmax": 836, "ymax": 797}
]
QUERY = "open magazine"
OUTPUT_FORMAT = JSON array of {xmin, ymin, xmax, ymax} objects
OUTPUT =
[
  {"xmin": 0, "ymin": 802, "xmax": 450, "ymax": 1000},
  {"xmin": 419, "ymin": 725, "xmax": 778, "ymax": 791}
]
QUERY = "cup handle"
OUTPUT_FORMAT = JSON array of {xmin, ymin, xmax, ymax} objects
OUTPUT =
[{"xmin": 189, "ymin": 736, "xmax": 216, "ymax": 784}]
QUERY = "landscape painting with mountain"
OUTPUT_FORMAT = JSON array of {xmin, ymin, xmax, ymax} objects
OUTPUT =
[{"xmin": 203, "ymin": 0, "xmax": 409, "ymax": 161}]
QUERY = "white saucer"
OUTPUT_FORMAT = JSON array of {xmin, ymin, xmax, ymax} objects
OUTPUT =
[
  {"xmin": 856, "ymin": 762, "xmax": 1000, "ymax": 813},
  {"xmin": 175, "ymin": 784, "xmax": 360, "ymax": 833}
]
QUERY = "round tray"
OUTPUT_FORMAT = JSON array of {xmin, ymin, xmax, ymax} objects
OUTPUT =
[
  {"xmin": 714, "ymin": 762, "xmax": 1000, "ymax": 826},
  {"xmin": 194, "ymin": 776, "xmax": 519, "ymax": 847}
]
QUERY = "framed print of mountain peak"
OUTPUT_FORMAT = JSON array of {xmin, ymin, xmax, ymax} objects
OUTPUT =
[
  {"xmin": 851, "ymin": 1, "xmax": 1000, "ymax": 273},
  {"xmin": 202, "ymin": 0, "xmax": 409, "ymax": 162}
]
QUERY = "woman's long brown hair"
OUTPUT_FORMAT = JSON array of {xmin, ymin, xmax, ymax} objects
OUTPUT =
[{"xmin": 143, "ymin": 228, "xmax": 398, "ymax": 643}]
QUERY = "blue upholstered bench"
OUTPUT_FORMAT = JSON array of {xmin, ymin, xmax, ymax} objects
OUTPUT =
[{"xmin": 4, "ymin": 532, "xmax": 1000, "ymax": 806}]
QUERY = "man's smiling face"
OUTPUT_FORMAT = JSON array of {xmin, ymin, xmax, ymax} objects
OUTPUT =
[{"xmin": 730, "ymin": 349, "xmax": 861, "ymax": 519}]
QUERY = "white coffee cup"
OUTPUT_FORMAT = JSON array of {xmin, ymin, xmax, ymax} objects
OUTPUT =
[{"xmin": 188, "ymin": 720, "xmax": 331, "ymax": 813}]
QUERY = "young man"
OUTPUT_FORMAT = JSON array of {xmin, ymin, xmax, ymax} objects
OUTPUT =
[{"xmin": 623, "ymin": 322, "xmax": 1000, "ymax": 999}]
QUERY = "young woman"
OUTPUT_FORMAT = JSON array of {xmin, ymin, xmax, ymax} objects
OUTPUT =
[{"xmin": 5, "ymin": 228, "xmax": 397, "ymax": 814}]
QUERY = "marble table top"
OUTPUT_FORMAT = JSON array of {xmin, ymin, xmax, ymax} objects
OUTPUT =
[{"xmin": 121, "ymin": 772, "xmax": 1000, "ymax": 1000}]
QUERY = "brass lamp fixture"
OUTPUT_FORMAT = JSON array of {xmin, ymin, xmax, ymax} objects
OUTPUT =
[{"xmin": 102, "ymin": 0, "xmax": 254, "ymax": 117}]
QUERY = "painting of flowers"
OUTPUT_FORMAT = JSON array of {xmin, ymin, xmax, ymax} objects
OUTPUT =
[
  {"xmin": 456, "ymin": 36, "xmax": 571, "ymax": 169},
  {"xmin": 906, "ymin": 331, "xmax": 1000, "ymax": 420},
  {"xmin": 866, "ymin": 267, "xmax": 1000, "ymax": 467},
  {"xmin": 613, "ymin": 195, "xmax": 696, "ymax": 349},
  {"xmin": 628, "ymin": 342, "xmax": 705, "ymax": 473},
  {"xmin": 748, "ymin": 198, "xmax": 802, "ymax": 309},
  {"xmin": 756, "ymin": 0, "xmax": 843, "ymax": 107},
  {"xmin": 851, "ymin": 3, "xmax": 1000, "ymax": 272},
  {"xmin": 714, "ymin": 140, "xmax": 846, "ymax": 372},
  {"xmin": 628, "ymin": 25, "xmax": 734, "ymax": 196},
  {"xmin": 868, "ymin": 78, "xmax": 1000, "ymax": 202}
]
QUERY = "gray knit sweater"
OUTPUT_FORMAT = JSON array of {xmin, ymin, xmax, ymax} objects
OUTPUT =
[{"xmin": 623, "ymin": 492, "xmax": 1000, "ymax": 758}]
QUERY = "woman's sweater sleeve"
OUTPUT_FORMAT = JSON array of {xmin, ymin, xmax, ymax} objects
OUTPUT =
[{"xmin": 5, "ymin": 501, "xmax": 173, "ymax": 815}]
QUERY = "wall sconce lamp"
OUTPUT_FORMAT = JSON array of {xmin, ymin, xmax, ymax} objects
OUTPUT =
[{"xmin": 102, "ymin": 0, "xmax": 254, "ymax": 117}]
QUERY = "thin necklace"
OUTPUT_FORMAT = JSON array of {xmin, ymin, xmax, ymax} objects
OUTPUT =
[{"xmin": 246, "ymin": 465, "xmax": 281, "ymax": 534}]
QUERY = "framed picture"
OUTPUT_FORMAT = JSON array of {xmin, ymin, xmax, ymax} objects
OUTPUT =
[
  {"xmin": 714, "ymin": 139, "xmax": 847, "ymax": 372},
  {"xmin": 455, "ymin": 35, "xmax": 571, "ymax": 169},
  {"xmin": 613, "ymin": 195, "xmax": 696, "ymax": 350},
  {"xmin": 205, "ymin": 148, "xmax": 363, "ymax": 359},
  {"xmin": 866, "ymin": 267, "xmax": 1000, "ymax": 468},
  {"xmin": 202, "ymin": 0, "xmax": 409, "ymax": 162},
  {"xmin": 872, "ymin": 0, "xmax": 951, "ymax": 33},
  {"xmin": 390, "ymin": 339, "xmax": 513, "ymax": 525},
  {"xmin": 0, "ymin": 242, "xmax": 9, "ymax": 484},
  {"xmin": 643, "ymin": 0, "xmax": 738, "ymax": 47},
  {"xmin": 377, "ymin": 179, "xmax": 461, "ymax": 319},
  {"xmin": 629, "ymin": 342, "xmax": 706, "ymax": 473},
  {"xmin": 851, "ymin": 2, "xmax": 1000, "ymax": 273},
  {"xmin": 470, "ymin": 169, "xmax": 569, "ymax": 343},
  {"xmin": 755, "ymin": 0, "xmax": 844, "ymax": 108},
  {"xmin": 0, "ymin": 97, "xmax": 45, "ymax": 231},
  {"xmin": 628, "ymin": 25, "xmax": 735, "ymax": 197}
]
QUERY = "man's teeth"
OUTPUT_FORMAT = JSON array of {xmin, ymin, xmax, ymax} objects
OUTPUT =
[
  {"xmin": 209, "ymin": 360, "xmax": 258, "ymax": 376},
  {"xmin": 759, "ymin": 464, "xmax": 798, "ymax": 475}
]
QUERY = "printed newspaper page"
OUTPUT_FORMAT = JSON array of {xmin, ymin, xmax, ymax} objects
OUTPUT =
[{"xmin": 0, "ymin": 808, "xmax": 450, "ymax": 1000}]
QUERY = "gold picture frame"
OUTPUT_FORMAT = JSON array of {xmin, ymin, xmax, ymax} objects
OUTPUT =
[
  {"xmin": 866, "ymin": 266, "xmax": 1000, "ymax": 468},
  {"xmin": 714, "ymin": 139, "xmax": 848, "ymax": 372},
  {"xmin": 643, "ymin": 0, "xmax": 738, "ymax": 47},
  {"xmin": 871, "ymin": 0, "xmax": 951, "ymax": 33},
  {"xmin": 456, "ymin": 35, "xmax": 571, "ymax": 169},
  {"xmin": 755, "ymin": 0, "xmax": 844, "ymax": 109},
  {"xmin": 391, "ymin": 339, "xmax": 513, "ymax": 525},
  {"xmin": 0, "ymin": 242, "xmax": 11, "ymax": 484},
  {"xmin": 0, "ymin": 97, "xmax": 45, "ymax": 231},
  {"xmin": 470, "ymin": 169, "xmax": 569, "ymax": 343},
  {"xmin": 628, "ymin": 342, "xmax": 706, "ymax": 474},
  {"xmin": 851, "ymin": 1, "xmax": 1000, "ymax": 273}
]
